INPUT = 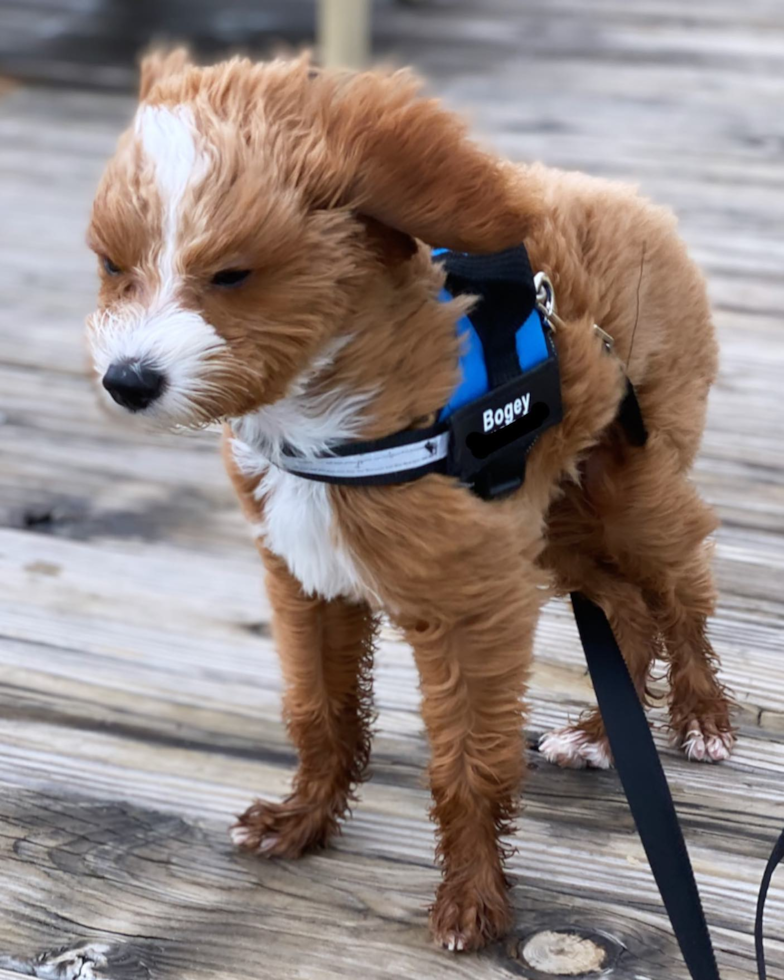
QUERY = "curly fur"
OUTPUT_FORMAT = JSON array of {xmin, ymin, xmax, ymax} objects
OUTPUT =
[{"xmin": 86, "ymin": 50, "xmax": 735, "ymax": 952}]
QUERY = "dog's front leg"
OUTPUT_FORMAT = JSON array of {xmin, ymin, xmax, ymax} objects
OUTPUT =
[
  {"xmin": 233, "ymin": 551, "xmax": 376, "ymax": 858},
  {"xmin": 400, "ymin": 569, "xmax": 541, "ymax": 952}
]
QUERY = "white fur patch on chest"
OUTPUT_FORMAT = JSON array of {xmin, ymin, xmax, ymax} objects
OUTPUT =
[
  {"xmin": 253, "ymin": 464, "xmax": 366, "ymax": 603},
  {"xmin": 230, "ymin": 367, "xmax": 374, "ymax": 603}
]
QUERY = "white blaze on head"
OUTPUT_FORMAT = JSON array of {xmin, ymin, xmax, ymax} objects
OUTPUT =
[
  {"xmin": 135, "ymin": 103, "xmax": 209, "ymax": 299},
  {"xmin": 89, "ymin": 104, "xmax": 228, "ymax": 428}
]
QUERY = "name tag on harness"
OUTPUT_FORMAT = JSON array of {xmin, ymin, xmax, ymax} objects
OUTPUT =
[
  {"xmin": 483, "ymin": 393, "xmax": 531, "ymax": 433},
  {"xmin": 447, "ymin": 353, "xmax": 562, "ymax": 493}
]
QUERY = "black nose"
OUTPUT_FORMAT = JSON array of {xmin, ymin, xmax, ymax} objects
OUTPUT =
[{"xmin": 102, "ymin": 361, "xmax": 166, "ymax": 412}]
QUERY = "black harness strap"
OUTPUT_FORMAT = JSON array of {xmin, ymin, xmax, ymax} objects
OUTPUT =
[
  {"xmin": 618, "ymin": 376, "xmax": 648, "ymax": 447},
  {"xmin": 441, "ymin": 246, "xmax": 537, "ymax": 388},
  {"xmin": 570, "ymin": 591, "xmax": 782, "ymax": 980}
]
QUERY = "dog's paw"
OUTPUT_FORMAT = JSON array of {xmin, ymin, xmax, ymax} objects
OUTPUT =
[
  {"xmin": 231, "ymin": 798, "xmax": 337, "ymax": 859},
  {"xmin": 679, "ymin": 720, "xmax": 735, "ymax": 763},
  {"xmin": 538, "ymin": 726, "xmax": 613, "ymax": 770},
  {"xmin": 230, "ymin": 821, "xmax": 281, "ymax": 854},
  {"xmin": 430, "ymin": 878, "xmax": 511, "ymax": 953}
]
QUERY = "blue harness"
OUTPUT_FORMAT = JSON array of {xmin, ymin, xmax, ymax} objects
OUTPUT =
[
  {"xmin": 279, "ymin": 243, "xmax": 567, "ymax": 500},
  {"xmin": 433, "ymin": 248, "xmax": 551, "ymax": 421}
]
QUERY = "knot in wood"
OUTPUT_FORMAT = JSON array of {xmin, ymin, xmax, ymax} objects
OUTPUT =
[{"xmin": 521, "ymin": 930, "xmax": 607, "ymax": 976}]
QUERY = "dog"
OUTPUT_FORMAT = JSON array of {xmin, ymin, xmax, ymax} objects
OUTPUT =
[{"xmin": 85, "ymin": 50, "xmax": 734, "ymax": 952}]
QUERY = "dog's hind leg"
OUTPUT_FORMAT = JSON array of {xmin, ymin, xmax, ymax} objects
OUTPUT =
[
  {"xmin": 232, "ymin": 551, "xmax": 376, "ymax": 857},
  {"xmin": 538, "ymin": 558, "xmax": 661, "ymax": 769},
  {"xmin": 592, "ymin": 437, "xmax": 734, "ymax": 763},
  {"xmin": 647, "ymin": 541, "xmax": 735, "ymax": 762}
]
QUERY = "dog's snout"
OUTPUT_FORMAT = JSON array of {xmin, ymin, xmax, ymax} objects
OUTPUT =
[{"xmin": 102, "ymin": 361, "xmax": 166, "ymax": 412}]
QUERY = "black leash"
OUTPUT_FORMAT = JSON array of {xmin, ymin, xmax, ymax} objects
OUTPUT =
[
  {"xmin": 756, "ymin": 831, "xmax": 784, "ymax": 980},
  {"xmin": 570, "ymin": 591, "xmax": 783, "ymax": 980}
]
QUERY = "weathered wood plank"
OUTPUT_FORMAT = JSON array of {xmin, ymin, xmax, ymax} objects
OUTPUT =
[{"xmin": 0, "ymin": 524, "xmax": 781, "ymax": 979}]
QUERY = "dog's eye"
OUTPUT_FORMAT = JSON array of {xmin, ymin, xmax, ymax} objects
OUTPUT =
[
  {"xmin": 211, "ymin": 269, "xmax": 252, "ymax": 288},
  {"xmin": 102, "ymin": 256, "xmax": 123, "ymax": 276}
]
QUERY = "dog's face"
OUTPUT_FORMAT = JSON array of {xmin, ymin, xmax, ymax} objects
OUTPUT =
[
  {"xmin": 86, "ymin": 55, "xmax": 364, "ymax": 428},
  {"xmin": 86, "ymin": 51, "xmax": 539, "ymax": 429}
]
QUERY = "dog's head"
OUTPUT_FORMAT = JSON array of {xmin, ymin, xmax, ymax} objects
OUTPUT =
[{"xmin": 86, "ymin": 50, "xmax": 540, "ymax": 429}]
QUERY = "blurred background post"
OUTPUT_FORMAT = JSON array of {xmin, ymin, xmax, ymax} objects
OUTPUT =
[{"xmin": 318, "ymin": 0, "xmax": 371, "ymax": 68}]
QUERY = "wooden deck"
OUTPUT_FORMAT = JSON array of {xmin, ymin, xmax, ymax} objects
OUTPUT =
[{"xmin": 0, "ymin": 1, "xmax": 783, "ymax": 977}]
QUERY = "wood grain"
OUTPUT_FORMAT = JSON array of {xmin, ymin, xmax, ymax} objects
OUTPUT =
[{"xmin": 0, "ymin": 1, "xmax": 783, "ymax": 978}]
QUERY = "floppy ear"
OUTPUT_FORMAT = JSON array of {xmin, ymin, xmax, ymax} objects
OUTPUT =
[
  {"xmin": 138, "ymin": 47, "xmax": 191, "ymax": 101},
  {"xmin": 316, "ymin": 69, "xmax": 542, "ymax": 253},
  {"xmin": 357, "ymin": 215, "xmax": 418, "ymax": 266}
]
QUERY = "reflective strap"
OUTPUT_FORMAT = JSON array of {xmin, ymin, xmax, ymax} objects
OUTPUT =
[{"xmin": 277, "ymin": 430, "xmax": 450, "ymax": 481}]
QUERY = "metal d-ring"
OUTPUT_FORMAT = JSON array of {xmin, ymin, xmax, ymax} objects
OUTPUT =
[
  {"xmin": 535, "ymin": 271, "xmax": 564, "ymax": 332},
  {"xmin": 534, "ymin": 271, "xmax": 556, "ymax": 318}
]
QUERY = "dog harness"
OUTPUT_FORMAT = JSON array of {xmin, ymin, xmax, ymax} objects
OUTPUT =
[
  {"xmin": 276, "ymin": 243, "xmax": 646, "ymax": 499},
  {"xmin": 278, "ymin": 244, "xmax": 566, "ymax": 499}
]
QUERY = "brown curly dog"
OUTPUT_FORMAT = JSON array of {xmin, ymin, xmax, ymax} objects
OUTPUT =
[{"xmin": 86, "ymin": 50, "xmax": 734, "ymax": 951}]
